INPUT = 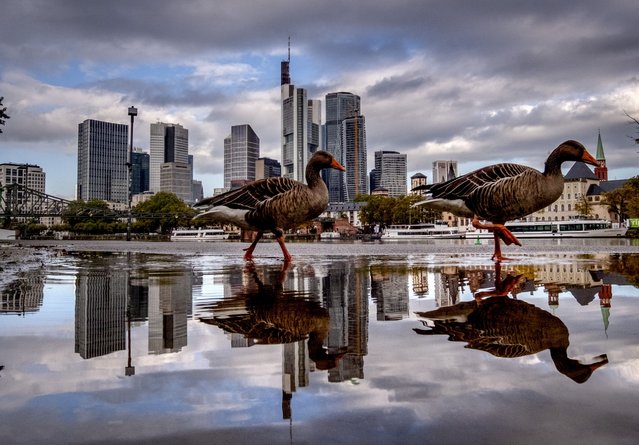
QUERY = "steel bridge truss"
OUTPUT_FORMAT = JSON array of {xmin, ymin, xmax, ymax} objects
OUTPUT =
[{"xmin": 1, "ymin": 184, "xmax": 71, "ymax": 218}]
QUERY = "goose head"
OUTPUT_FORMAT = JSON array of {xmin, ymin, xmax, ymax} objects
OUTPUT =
[
  {"xmin": 308, "ymin": 150, "xmax": 346, "ymax": 172},
  {"xmin": 544, "ymin": 140, "xmax": 598, "ymax": 175}
]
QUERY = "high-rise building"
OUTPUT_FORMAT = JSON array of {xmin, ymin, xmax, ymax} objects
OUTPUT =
[
  {"xmin": 149, "ymin": 122, "xmax": 189, "ymax": 193},
  {"xmin": 432, "ymin": 160, "xmax": 458, "ymax": 184},
  {"xmin": 130, "ymin": 148, "xmax": 149, "ymax": 195},
  {"xmin": 256, "ymin": 157, "xmax": 281, "ymax": 180},
  {"xmin": 192, "ymin": 179, "xmax": 203, "ymax": 203},
  {"xmin": 280, "ymin": 52, "xmax": 321, "ymax": 183},
  {"xmin": 343, "ymin": 115, "xmax": 367, "ymax": 200},
  {"xmin": 223, "ymin": 124, "xmax": 260, "ymax": 189},
  {"xmin": 325, "ymin": 92, "xmax": 361, "ymax": 202},
  {"xmin": 77, "ymin": 119, "xmax": 128, "ymax": 203},
  {"xmin": 0, "ymin": 163, "xmax": 46, "ymax": 194},
  {"xmin": 373, "ymin": 151, "xmax": 407, "ymax": 197}
]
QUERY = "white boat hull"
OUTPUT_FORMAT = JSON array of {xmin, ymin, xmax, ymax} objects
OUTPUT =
[
  {"xmin": 468, "ymin": 220, "xmax": 627, "ymax": 239},
  {"xmin": 380, "ymin": 224, "xmax": 465, "ymax": 240},
  {"xmin": 171, "ymin": 229, "xmax": 229, "ymax": 241}
]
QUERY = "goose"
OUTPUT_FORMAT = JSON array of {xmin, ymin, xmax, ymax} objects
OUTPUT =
[
  {"xmin": 194, "ymin": 150, "xmax": 345, "ymax": 262},
  {"xmin": 414, "ymin": 269, "xmax": 608, "ymax": 383},
  {"xmin": 412, "ymin": 140, "xmax": 598, "ymax": 261},
  {"xmin": 198, "ymin": 263, "xmax": 346, "ymax": 370}
]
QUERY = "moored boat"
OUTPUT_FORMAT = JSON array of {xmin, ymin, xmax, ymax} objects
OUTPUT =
[
  {"xmin": 380, "ymin": 223, "xmax": 465, "ymax": 240},
  {"xmin": 170, "ymin": 228, "xmax": 229, "ymax": 241},
  {"xmin": 469, "ymin": 219, "xmax": 627, "ymax": 239}
]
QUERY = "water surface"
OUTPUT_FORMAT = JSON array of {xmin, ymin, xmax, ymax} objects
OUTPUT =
[{"xmin": 1, "ymin": 246, "xmax": 639, "ymax": 444}]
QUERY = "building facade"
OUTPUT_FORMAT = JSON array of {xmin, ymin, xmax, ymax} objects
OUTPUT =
[
  {"xmin": 343, "ymin": 115, "xmax": 368, "ymax": 200},
  {"xmin": 149, "ymin": 122, "xmax": 189, "ymax": 194},
  {"xmin": 324, "ymin": 92, "xmax": 361, "ymax": 202},
  {"xmin": 0, "ymin": 163, "xmax": 46, "ymax": 213},
  {"xmin": 411, "ymin": 172, "xmax": 427, "ymax": 196},
  {"xmin": 280, "ymin": 56, "xmax": 321, "ymax": 183},
  {"xmin": 432, "ymin": 160, "xmax": 458, "ymax": 184},
  {"xmin": 223, "ymin": 124, "xmax": 260, "ymax": 189},
  {"xmin": 131, "ymin": 148, "xmax": 150, "ymax": 195},
  {"xmin": 255, "ymin": 157, "xmax": 281, "ymax": 180},
  {"xmin": 373, "ymin": 151, "xmax": 407, "ymax": 197},
  {"xmin": 77, "ymin": 119, "xmax": 128, "ymax": 203}
]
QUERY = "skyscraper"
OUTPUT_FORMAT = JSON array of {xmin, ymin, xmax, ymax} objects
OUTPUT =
[
  {"xmin": 325, "ymin": 92, "xmax": 361, "ymax": 202},
  {"xmin": 280, "ymin": 50, "xmax": 321, "ymax": 183},
  {"xmin": 255, "ymin": 157, "xmax": 281, "ymax": 180},
  {"xmin": 343, "ymin": 115, "xmax": 368, "ymax": 200},
  {"xmin": 223, "ymin": 124, "xmax": 260, "ymax": 189},
  {"xmin": 373, "ymin": 151, "xmax": 407, "ymax": 197},
  {"xmin": 77, "ymin": 119, "xmax": 128, "ymax": 203},
  {"xmin": 432, "ymin": 160, "xmax": 458, "ymax": 184},
  {"xmin": 130, "ymin": 148, "xmax": 149, "ymax": 195},
  {"xmin": 149, "ymin": 122, "xmax": 192, "ymax": 202},
  {"xmin": 149, "ymin": 122, "xmax": 189, "ymax": 193}
]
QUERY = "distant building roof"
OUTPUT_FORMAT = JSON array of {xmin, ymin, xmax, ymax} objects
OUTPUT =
[
  {"xmin": 411, "ymin": 172, "xmax": 427, "ymax": 179},
  {"xmin": 565, "ymin": 162, "xmax": 597, "ymax": 180},
  {"xmin": 586, "ymin": 179, "xmax": 627, "ymax": 196}
]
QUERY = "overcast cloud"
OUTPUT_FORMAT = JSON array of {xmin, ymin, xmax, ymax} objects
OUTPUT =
[{"xmin": 1, "ymin": 0, "xmax": 638, "ymax": 198}]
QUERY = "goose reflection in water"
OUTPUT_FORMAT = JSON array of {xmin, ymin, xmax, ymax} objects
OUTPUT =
[
  {"xmin": 414, "ymin": 263, "xmax": 608, "ymax": 383},
  {"xmin": 198, "ymin": 263, "xmax": 346, "ymax": 370}
]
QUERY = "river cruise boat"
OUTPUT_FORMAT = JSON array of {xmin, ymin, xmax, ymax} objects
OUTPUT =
[
  {"xmin": 170, "ymin": 228, "xmax": 229, "ymax": 241},
  {"xmin": 380, "ymin": 223, "xmax": 465, "ymax": 240},
  {"xmin": 470, "ymin": 219, "xmax": 627, "ymax": 239}
]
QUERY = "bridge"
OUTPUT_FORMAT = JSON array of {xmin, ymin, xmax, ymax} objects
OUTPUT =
[{"xmin": 0, "ymin": 184, "xmax": 71, "ymax": 220}]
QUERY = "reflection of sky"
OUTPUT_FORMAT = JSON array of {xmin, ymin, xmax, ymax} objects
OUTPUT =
[{"xmin": 1, "ymin": 253, "xmax": 639, "ymax": 444}]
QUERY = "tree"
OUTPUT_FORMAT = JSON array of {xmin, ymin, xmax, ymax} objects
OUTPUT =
[
  {"xmin": 355, "ymin": 194, "xmax": 442, "ymax": 226},
  {"xmin": 0, "ymin": 96, "xmax": 9, "ymax": 134},
  {"xmin": 132, "ymin": 192, "xmax": 197, "ymax": 234},
  {"xmin": 574, "ymin": 195, "xmax": 593, "ymax": 218},
  {"xmin": 62, "ymin": 199, "xmax": 119, "ymax": 232},
  {"xmin": 601, "ymin": 177, "xmax": 639, "ymax": 221}
]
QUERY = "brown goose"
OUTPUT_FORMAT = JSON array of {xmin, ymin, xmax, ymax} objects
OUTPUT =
[
  {"xmin": 414, "ymin": 269, "xmax": 608, "ymax": 383},
  {"xmin": 413, "ymin": 140, "xmax": 598, "ymax": 261},
  {"xmin": 194, "ymin": 150, "xmax": 345, "ymax": 262},
  {"xmin": 198, "ymin": 263, "xmax": 346, "ymax": 370}
]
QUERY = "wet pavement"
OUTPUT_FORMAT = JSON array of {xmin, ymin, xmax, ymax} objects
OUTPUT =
[{"xmin": 1, "ymin": 239, "xmax": 639, "ymax": 444}]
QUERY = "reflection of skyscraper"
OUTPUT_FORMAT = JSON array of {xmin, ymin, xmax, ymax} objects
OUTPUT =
[
  {"xmin": 282, "ymin": 341, "xmax": 310, "ymax": 420},
  {"xmin": 370, "ymin": 265, "xmax": 409, "ymax": 320},
  {"xmin": 322, "ymin": 260, "xmax": 369, "ymax": 382},
  {"xmin": 1, "ymin": 275, "xmax": 44, "ymax": 314},
  {"xmin": 75, "ymin": 269, "xmax": 127, "ymax": 359},
  {"xmin": 148, "ymin": 273, "xmax": 192, "ymax": 354},
  {"xmin": 434, "ymin": 267, "xmax": 462, "ymax": 307}
]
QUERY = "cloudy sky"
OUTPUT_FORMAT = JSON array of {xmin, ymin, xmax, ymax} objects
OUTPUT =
[{"xmin": 1, "ymin": 0, "xmax": 638, "ymax": 199}]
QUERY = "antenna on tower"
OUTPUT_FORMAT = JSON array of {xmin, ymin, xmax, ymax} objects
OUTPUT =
[{"xmin": 288, "ymin": 35, "xmax": 291, "ymax": 63}]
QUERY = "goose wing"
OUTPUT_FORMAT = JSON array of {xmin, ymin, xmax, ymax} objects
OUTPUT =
[
  {"xmin": 196, "ymin": 177, "xmax": 300, "ymax": 211},
  {"xmin": 429, "ymin": 163, "xmax": 531, "ymax": 200}
]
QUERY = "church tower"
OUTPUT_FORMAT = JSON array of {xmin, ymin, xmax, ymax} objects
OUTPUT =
[{"xmin": 594, "ymin": 130, "xmax": 608, "ymax": 181}]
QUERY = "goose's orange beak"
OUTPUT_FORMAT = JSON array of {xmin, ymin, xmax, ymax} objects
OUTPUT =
[
  {"xmin": 581, "ymin": 149, "xmax": 599, "ymax": 167},
  {"xmin": 331, "ymin": 159, "xmax": 346, "ymax": 171}
]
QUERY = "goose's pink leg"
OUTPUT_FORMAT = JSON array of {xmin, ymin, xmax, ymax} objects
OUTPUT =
[
  {"xmin": 243, "ymin": 231, "xmax": 263, "ymax": 261},
  {"xmin": 472, "ymin": 217, "xmax": 522, "ymax": 262},
  {"xmin": 276, "ymin": 236, "xmax": 292, "ymax": 263}
]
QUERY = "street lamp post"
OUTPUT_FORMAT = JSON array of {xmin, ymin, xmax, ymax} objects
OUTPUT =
[{"xmin": 126, "ymin": 106, "xmax": 138, "ymax": 241}]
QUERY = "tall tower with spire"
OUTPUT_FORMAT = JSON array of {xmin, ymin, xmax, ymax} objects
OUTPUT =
[
  {"xmin": 280, "ymin": 38, "xmax": 321, "ymax": 183},
  {"xmin": 594, "ymin": 130, "xmax": 608, "ymax": 181}
]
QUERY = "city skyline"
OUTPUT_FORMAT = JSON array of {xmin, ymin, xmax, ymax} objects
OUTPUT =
[{"xmin": 1, "ymin": 1, "xmax": 638, "ymax": 200}]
